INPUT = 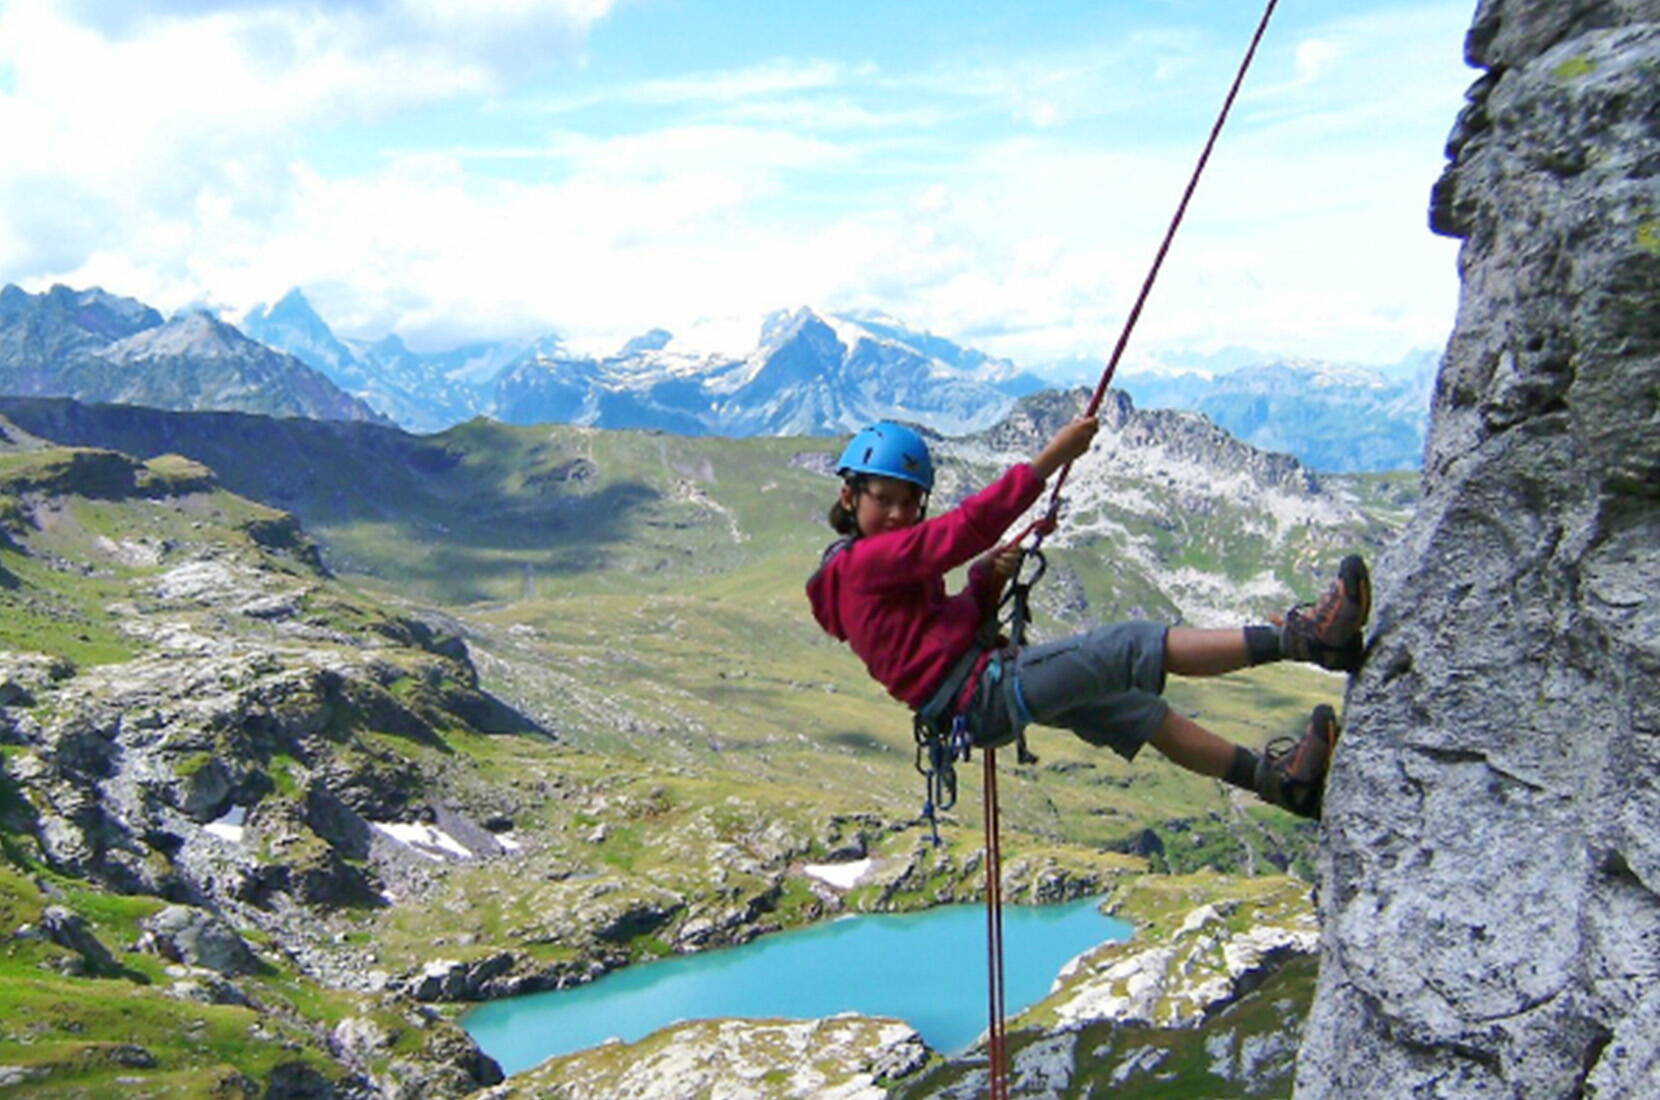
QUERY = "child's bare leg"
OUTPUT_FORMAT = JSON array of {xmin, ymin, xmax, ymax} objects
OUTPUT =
[
  {"xmin": 1164, "ymin": 628, "xmax": 1252, "ymax": 677},
  {"xmin": 1148, "ymin": 709, "xmax": 1239, "ymax": 778}
]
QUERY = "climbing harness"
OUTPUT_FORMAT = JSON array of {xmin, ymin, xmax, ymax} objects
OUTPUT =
[
  {"xmin": 911, "ymin": 645, "xmax": 980, "ymax": 846},
  {"xmin": 939, "ymin": 3, "xmax": 1284, "ymax": 1095}
]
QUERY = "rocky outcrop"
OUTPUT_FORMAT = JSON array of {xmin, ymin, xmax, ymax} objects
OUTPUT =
[
  {"xmin": 38, "ymin": 905, "xmax": 123, "ymax": 977},
  {"xmin": 1042, "ymin": 892, "xmax": 1317, "ymax": 1032},
  {"xmin": 894, "ymin": 876, "xmax": 1319, "ymax": 1100},
  {"xmin": 482, "ymin": 1014, "xmax": 932, "ymax": 1100},
  {"xmin": 1299, "ymin": 3, "xmax": 1660, "ymax": 1098},
  {"xmin": 949, "ymin": 386, "xmax": 1391, "ymax": 626}
]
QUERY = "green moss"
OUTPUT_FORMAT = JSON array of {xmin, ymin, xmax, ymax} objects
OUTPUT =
[
  {"xmin": 0, "ymin": 588, "xmax": 135, "ymax": 667},
  {"xmin": 0, "ymin": 861, "xmax": 46, "ymax": 937},
  {"xmin": 627, "ymin": 934, "xmax": 673, "ymax": 963},
  {"xmin": 768, "ymin": 876, "xmax": 824, "ymax": 925},
  {"xmin": 0, "ymin": 978, "xmax": 340, "ymax": 1097},
  {"xmin": 267, "ymin": 754, "xmax": 302, "ymax": 798},
  {"xmin": 1638, "ymin": 220, "xmax": 1660, "ymax": 256},
  {"xmin": 1552, "ymin": 55, "xmax": 1597, "ymax": 82},
  {"xmin": 59, "ymin": 886, "xmax": 167, "ymax": 931},
  {"xmin": 173, "ymin": 751, "xmax": 218, "ymax": 780}
]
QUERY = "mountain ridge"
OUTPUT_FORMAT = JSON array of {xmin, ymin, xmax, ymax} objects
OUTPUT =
[
  {"xmin": 8, "ymin": 280, "xmax": 1436, "ymax": 471},
  {"xmin": 238, "ymin": 290, "xmax": 1438, "ymax": 470},
  {"xmin": 0, "ymin": 284, "xmax": 386, "ymax": 425}
]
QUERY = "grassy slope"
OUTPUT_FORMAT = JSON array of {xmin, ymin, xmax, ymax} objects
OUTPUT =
[
  {"xmin": 0, "ymin": 856, "xmax": 379, "ymax": 1099},
  {"xmin": 0, "ymin": 451, "xmax": 487, "ymax": 1095},
  {"xmin": 311, "ymin": 420, "xmax": 1355, "ymax": 854},
  {"xmin": 0, "ymin": 406, "xmax": 1412, "ymax": 1093}
]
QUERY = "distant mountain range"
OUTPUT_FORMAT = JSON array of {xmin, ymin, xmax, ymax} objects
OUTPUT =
[
  {"xmin": 246, "ymin": 289, "xmax": 1051, "ymax": 437},
  {"xmin": 242, "ymin": 289, "xmax": 520, "ymax": 431},
  {"xmin": 1113, "ymin": 352, "xmax": 1438, "ymax": 474},
  {"xmin": 0, "ymin": 284, "xmax": 384, "ymax": 424},
  {"xmin": 2, "ymin": 282, "xmax": 1436, "ymax": 471}
]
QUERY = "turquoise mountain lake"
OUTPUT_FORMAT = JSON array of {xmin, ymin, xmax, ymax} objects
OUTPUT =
[{"xmin": 464, "ymin": 894, "xmax": 1131, "ymax": 1076}]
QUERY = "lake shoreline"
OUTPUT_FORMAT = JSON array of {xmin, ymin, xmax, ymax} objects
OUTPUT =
[{"xmin": 463, "ymin": 892, "xmax": 1133, "ymax": 1077}]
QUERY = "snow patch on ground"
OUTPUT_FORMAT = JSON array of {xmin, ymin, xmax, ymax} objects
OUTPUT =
[
  {"xmin": 204, "ymin": 805, "xmax": 246, "ymax": 844},
  {"xmin": 372, "ymin": 821, "xmax": 474, "ymax": 861},
  {"xmin": 804, "ymin": 859, "xmax": 874, "ymax": 889}
]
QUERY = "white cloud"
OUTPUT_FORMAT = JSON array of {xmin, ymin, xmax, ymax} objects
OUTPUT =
[
  {"xmin": 1, "ymin": 0, "xmax": 1475, "ymax": 370},
  {"xmin": 1293, "ymin": 38, "xmax": 1345, "ymax": 85},
  {"xmin": 620, "ymin": 59, "xmax": 848, "ymax": 105},
  {"xmin": 544, "ymin": 124, "xmax": 852, "ymax": 180},
  {"xmin": 516, "ymin": 58, "xmax": 857, "ymax": 122},
  {"xmin": 722, "ymin": 96, "xmax": 948, "ymax": 132},
  {"xmin": 0, "ymin": 0, "xmax": 613, "ymax": 306}
]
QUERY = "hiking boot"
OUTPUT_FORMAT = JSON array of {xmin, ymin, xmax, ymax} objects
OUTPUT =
[
  {"xmin": 1256, "ymin": 704, "xmax": 1339, "ymax": 820},
  {"xmin": 1279, "ymin": 555, "xmax": 1370, "ymax": 673}
]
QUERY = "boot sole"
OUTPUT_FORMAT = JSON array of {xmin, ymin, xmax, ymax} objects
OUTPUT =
[
  {"xmin": 1336, "ymin": 555, "xmax": 1370, "ymax": 674},
  {"xmin": 1339, "ymin": 554, "xmax": 1371, "ymax": 628},
  {"xmin": 1289, "ymin": 703, "xmax": 1338, "ymax": 782}
]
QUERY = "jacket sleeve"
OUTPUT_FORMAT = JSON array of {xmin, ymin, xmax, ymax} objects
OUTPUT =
[{"xmin": 846, "ymin": 464, "xmax": 1044, "ymax": 591}]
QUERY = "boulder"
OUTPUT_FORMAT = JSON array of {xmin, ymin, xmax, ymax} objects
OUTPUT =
[
  {"xmin": 141, "ymin": 904, "xmax": 260, "ymax": 975},
  {"xmin": 406, "ymin": 953, "xmax": 518, "ymax": 1002},
  {"xmin": 40, "ymin": 905, "xmax": 120, "ymax": 976}
]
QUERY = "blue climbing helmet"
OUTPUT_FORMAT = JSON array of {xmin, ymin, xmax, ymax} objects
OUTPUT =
[{"xmin": 836, "ymin": 421, "xmax": 935, "ymax": 492}]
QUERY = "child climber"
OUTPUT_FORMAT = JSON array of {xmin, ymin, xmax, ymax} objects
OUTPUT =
[{"xmin": 805, "ymin": 417, "xmax": 1369, "ymax": 819}]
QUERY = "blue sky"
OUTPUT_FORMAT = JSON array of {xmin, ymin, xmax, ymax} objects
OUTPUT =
[{"xmin": 0, "ymin": 0, "xmax": 1480, "ymax": 368}]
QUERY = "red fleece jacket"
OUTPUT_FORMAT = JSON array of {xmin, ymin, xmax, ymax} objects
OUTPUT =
[{"xmin": 805, "ymin": 463, "xmax": 1045, "ymax": 709}]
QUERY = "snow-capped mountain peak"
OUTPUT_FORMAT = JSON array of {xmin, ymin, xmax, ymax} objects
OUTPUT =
[{"xmin": 100, "ymin": 310, "xmax": 255, "ymax": 363}]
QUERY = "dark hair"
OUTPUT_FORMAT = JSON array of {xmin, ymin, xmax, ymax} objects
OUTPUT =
[{"xmin": 828, "ymin": 476, "xmax": 864, "ymax": 535}]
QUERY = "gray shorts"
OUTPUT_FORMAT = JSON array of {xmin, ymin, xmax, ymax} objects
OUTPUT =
[{"xmin": 960, "ymin": 622, "xmax": 1170, "ymax": 760}]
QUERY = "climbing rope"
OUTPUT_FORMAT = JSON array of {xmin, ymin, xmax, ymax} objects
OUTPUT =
[
  {"xmin": 1008, "ymin": 0, "xmax": 1284, "ymax": 559},
  {"xmin": 983, "ymin": 747, "xmax": 1009, "ymax": 1100},
  {"xmin": 980, "ymin": 2, "xmax": 1281, "ymax": 1094}
]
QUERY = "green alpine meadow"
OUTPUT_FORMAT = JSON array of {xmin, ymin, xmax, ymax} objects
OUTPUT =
[{"xmin": 0, "ymin": 388, "xmax": 1407, "ymax": 1096}]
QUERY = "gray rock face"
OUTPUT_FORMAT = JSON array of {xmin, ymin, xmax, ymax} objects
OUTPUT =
[{"xmin": 1298, "ymin": 3, "xmax": 1660, "ymax": 1098}]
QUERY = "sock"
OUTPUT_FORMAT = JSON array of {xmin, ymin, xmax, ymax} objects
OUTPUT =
[
  {"xmin": 1224, "ymin": 745, "xmax": 1261, "ymax": 792},
  {"xmin": 1244, "ymin": 625, "xmax": 1282, "ymax": 666}
]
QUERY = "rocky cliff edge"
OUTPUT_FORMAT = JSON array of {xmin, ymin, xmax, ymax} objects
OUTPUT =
[{"xmin": 1299, "ymin": 1, "xmax": 1660, "ymax": 1097}]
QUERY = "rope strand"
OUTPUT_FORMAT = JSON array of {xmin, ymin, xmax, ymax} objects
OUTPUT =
[
  {"xmin": 984, "ymin": 747, "xmax": 1008, "ymax": 1100},
  {"xmin": 1009, "ymin": 0, "xmax": 1282, "ymax": 554},
  {"xmin": 979, "ymin": 5, "xmax": 1281, "ymax": 1096}
]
